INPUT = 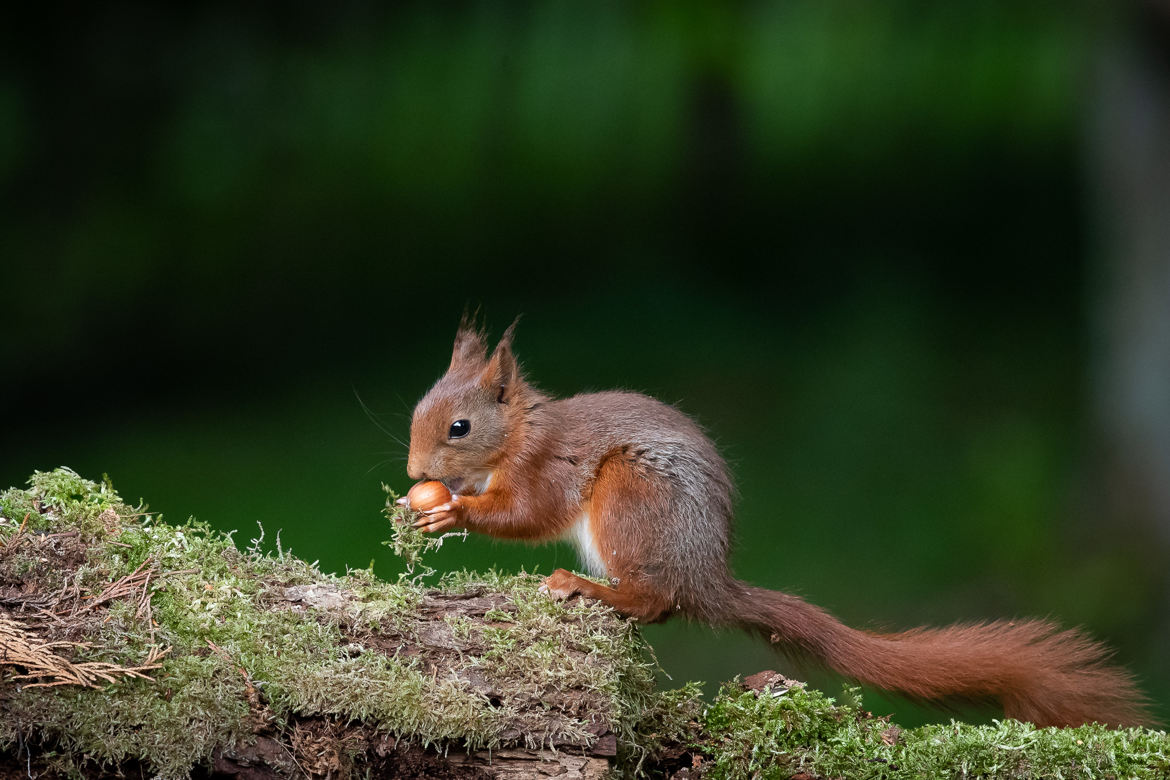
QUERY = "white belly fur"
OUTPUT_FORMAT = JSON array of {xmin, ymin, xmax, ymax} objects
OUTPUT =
[{"xmin": 564, "ymin": 512, "xmax": 607, "ymax": 577}]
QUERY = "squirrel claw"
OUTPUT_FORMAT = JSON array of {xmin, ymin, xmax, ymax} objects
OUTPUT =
[
  {"xmin": 413, "ymin": 496, "xmax": 462, "ymax": 532},
  {"xmin": 541, "ymin": 569, "xmax": 581, "ymax": 601},
  {"xmin": 414, "ymin": 514, "xmax": 457, "ymax": 533}
]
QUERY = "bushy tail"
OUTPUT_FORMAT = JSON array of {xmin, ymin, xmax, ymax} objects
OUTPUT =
[{"xmin": 715, "ymin": 581, "xmax": 1148, "ymax": 727}]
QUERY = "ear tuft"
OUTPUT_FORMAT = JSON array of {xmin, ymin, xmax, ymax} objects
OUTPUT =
[
  {"xmin": 497, "ymin": 315, "xmax": 521, "ymax": 353},
  {"xmin": 449, "ymin": 309, "xmax": 488, "ymax": 371},
  {"xmin": 481, "ymin": 316, "xmax": 523, "ymax": 403}
]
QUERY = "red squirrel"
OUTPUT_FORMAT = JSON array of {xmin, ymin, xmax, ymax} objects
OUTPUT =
[{"xmin": 404, "ymin": 318, "xmax": 1148, "ymax": 728}]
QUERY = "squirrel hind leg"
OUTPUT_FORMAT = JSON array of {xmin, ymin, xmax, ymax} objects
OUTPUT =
[
  {"xmin": 580, "ymin": 449, "xmax": 716, "ymax": 619},
  {"xmin": 542, "ymin": 568, "xmax": 674, "ymax": 623}
]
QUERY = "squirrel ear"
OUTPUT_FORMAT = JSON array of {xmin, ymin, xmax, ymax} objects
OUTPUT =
[
  {"xmin": 449, "ymin": 311, "xmax": 488, "ymax": 371},
  {"xmin": 480, "ymin": 317, "xmax": 521, "ymax": 402}
]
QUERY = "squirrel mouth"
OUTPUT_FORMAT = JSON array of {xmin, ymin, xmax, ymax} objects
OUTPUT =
[{"xmin": 443, "ymin": 471, "xmax": 493, "ymax": 496}]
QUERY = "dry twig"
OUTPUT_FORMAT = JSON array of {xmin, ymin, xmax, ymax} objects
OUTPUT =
[
  {"xmin": 68, "ymin": 558, "xmax": 156, "ymax": 616},
  {"xmin": 0, "ymin": 616, "xmax": 170, "ymax": 689}
]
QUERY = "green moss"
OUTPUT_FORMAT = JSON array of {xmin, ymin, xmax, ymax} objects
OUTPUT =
[
  {"xmin": 13, "ymin": 657, "xmax": 252, "ymax": 777},
  {"xmin": 381, "ymin": 482, "xmax": 466, "ymax": 581},
  {"xmin": 77, "ymin": 514, "xmax": 513, "ymax": 769},
  {"xmin": 702, "ymin": 679, "xmax": 1170, "ymax": 779},
  {"xmin": 0, "ymin": 467, "xmax": 125, "ymax": 536}
]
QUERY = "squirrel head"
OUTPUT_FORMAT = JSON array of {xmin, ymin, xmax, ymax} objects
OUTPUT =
[{"xmin": 407, "ymin": 316, "xmax": 525, "ymax": 494}]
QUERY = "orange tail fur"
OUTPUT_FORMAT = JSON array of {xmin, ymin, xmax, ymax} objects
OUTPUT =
[{"xmin": 724, "ymin": 583, "xmax": 1148, "ymax": 727}]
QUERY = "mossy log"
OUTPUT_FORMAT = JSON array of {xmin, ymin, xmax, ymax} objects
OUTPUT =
[
  {"xmin": 3, "ymin": 469, "xmax": 1169, "ymax": 780},
  {"xmin": 0, "ymin": 469, "xmax": 685, "ymax": 779}
]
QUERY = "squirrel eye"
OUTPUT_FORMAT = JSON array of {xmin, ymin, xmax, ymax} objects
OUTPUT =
[{"xmin": 448, "ymin": 419, "xmax": 471, "ymax": 439}]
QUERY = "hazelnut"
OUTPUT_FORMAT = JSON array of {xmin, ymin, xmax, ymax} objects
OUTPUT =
[{"xmin": 401, "ymin": 480, "xmax": 452, "ymax": 512}]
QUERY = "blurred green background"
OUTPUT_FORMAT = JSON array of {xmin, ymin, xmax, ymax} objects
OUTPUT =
[{"xmin": 3, "ymin": 2, "xmax": 1167, "ymax": 725}]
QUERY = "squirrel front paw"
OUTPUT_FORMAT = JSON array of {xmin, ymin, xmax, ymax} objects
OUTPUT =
[
  {"xmin": 412, "ymin": 496, "xmax": 463, "ymax": 534},
  {"xmin": 539, "ymin": 568, "xmax": 583, "ymax": 601}
]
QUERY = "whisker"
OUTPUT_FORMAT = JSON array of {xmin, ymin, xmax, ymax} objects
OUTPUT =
[
  {"xmin": 365, "ymin": 458, "xmax": 398, "ymax": 476},
  {"xmin": 365, "ymin": 453, "xmax": 408, "ymax": 473},
  {"xmin": 353, "ymin": 386, "xmax": 409, "ymax": 449}
]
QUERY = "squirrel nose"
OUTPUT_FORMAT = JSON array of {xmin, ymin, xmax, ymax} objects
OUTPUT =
[{"xmin": 406, "ymin": 454, "xmax": 425, "ymax": 482}]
